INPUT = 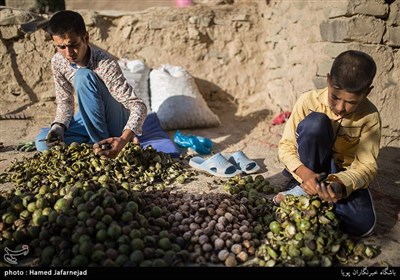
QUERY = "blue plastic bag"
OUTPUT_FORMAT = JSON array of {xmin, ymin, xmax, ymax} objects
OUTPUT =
[{"xmin": 173, "ymin": 130, "xmax": 213, "ymax": 154}]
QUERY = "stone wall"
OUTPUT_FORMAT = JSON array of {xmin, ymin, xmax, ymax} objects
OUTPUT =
[
  {"xmin": 261, "ymin": 0, "xmax": 400, "ymax": 148},
  {"xmin": 65, "ymin": 0, "xmax": 176, "ymax": 11},
  {"xmin": 4, "ymin": 0, "xmax": 37, "ymax": 10},
  {"xmin": 0, "ymin": 0, "xmax": 399, "ymax": 147},
  {"xmin": 319, "ymin": 0, "xmax": 400, "ymax": 148}
]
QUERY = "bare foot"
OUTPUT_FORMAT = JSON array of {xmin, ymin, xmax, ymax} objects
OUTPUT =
[{"xmin": 273, "ymin": 193, "xmax": 285, "ymax": 205}]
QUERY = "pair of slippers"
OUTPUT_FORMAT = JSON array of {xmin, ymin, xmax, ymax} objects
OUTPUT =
[{"xmin": 189, "ymin": 151, "xmax": 260, "ymax": 177}]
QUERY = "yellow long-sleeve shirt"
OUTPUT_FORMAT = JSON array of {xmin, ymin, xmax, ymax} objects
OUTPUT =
[{"xmin": 278, "ymin": 88, "xmax": 382, "ymax": 197}]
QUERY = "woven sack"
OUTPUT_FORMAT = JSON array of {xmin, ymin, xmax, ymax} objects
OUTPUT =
[
  {"xmin": 118, "ymin": 59, "xmax": 151, "ymax": 110},
  {"xmin": 150, "ymin": 64, "xmax": 220, "ymax": 130}
]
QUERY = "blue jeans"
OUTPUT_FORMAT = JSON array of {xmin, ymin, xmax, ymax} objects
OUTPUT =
[
  {"xmin": 284, "ymin": 112, "xmax": 376, "ymax": 237},
  {"xmin": 35, "ymin": 68, "xmax": 179, "ymax": 156}
]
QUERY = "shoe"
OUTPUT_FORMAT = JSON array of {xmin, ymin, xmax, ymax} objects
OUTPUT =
[
  {"xmin": 224, "ymin": 151, "xmax": 260, "ymax": 174},
  {"xmin": 272, "ymin": 185, "xmax": 307, "ymax": 206},
  {"xmin": 189, "ymin": 153, "xmax": 242, "ymax": 178}
]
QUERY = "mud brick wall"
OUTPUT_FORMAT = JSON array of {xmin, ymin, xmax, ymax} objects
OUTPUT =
[{"xmin": 0, "ymin": 0, "xmax": 398, "ymax": 147}]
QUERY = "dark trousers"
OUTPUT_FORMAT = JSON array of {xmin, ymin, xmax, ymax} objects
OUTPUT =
[{"xmin": 287, "ymin": 112, "xmax": 376, "ymax": 237}]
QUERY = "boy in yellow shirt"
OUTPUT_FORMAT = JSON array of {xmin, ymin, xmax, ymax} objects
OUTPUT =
[{"xmin": 275, "ymin": 50, "xmax": 381, "ymax": 237}]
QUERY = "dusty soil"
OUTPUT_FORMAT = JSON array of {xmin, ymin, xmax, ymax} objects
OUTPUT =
[{"xmin": 0, "ymin": 100, "xmax": 399, "ymax": 267}]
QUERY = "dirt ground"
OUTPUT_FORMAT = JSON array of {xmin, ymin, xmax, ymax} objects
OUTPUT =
[{"xmin": 0, "ymin": 100, "xmax": 399, "ymax": 267}]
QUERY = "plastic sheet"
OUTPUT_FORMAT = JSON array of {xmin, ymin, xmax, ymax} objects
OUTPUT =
[{"xmin": 173, "ymin": 130, "xmax": 213, "ymax": 154}]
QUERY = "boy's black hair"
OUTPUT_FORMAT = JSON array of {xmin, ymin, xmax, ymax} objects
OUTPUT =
[
  {"xmin": 330, "ymin": 50, "xmax": 377, "ymax": 94},
  {"xmin": 47, "ymin": 10, "xmax": 86, "ymax": 38}
]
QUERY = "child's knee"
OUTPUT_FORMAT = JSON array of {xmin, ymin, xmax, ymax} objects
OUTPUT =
[
  {"xmin": 298, "ymin": 112, "xmax": 332, "ymax": 139},
  {"xmin": 306, "ymin": 112, "xmax": 331, "ymax": 124},
  {"xmin": 74, "ymin": 68, "xmax": 97, "ymax": 89}
]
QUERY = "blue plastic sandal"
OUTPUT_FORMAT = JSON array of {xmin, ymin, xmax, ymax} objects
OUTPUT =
[
  {"xmin": 189, "ymin": 153, "xmax": 242, "ymax": 177},
  {"xmin": 224, "ymin": 151, "xmax": 260, "ymax": 174}
]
